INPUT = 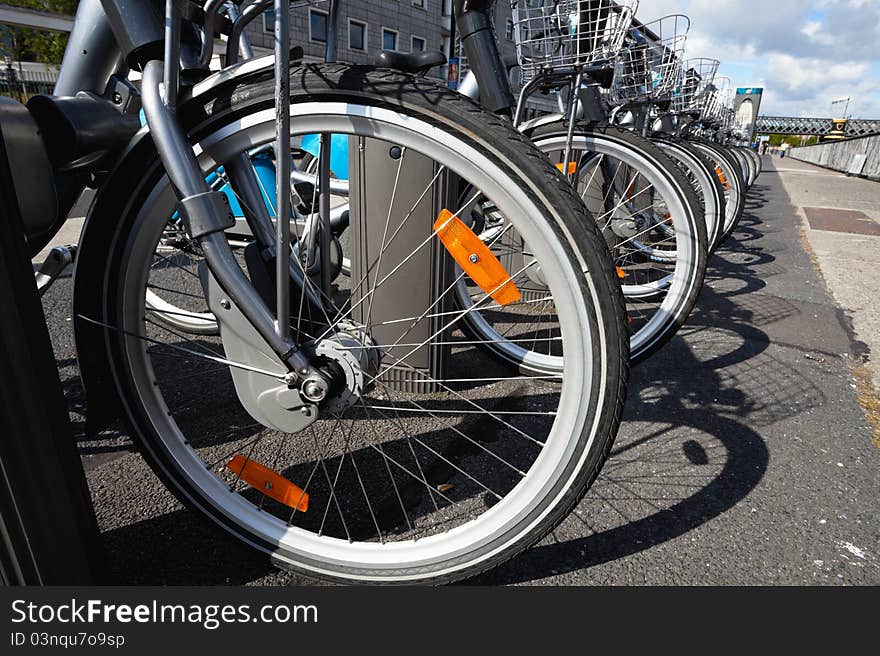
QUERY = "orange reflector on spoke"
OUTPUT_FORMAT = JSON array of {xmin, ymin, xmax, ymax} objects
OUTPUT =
[
  {"xmin": 616, "ymin": 267, "xmax": 627, "ymax": 280},
  {"xmin": 434, "ymin": 210, "xmax": 521, "ymax": 306},
  {"xmin": 715, "ymin": 167, "xmax": 730, "ymax": 190},
  {"xmin": 226, "ymin": 455, "xmax": 309, "ymax": 512},
  {"xmin": 556, "ymin": 162, "xmax": 578, "ymax": 175}
]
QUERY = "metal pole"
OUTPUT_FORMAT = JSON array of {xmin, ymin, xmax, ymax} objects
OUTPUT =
[
  {"xmin": 562, "ymin": 72, "xmax": 584, "ymax": 181},
  {"xmin": 318, "ymin": 0, "xmax": 339, "ymax": 298},
  {"xmin": 164, "ymin": 0, "xmax": 180, "ymax": 109},
  {"xmin": 325, "ymin": 0, "xmax": 339, "ymax": 64},
  {"xmin": 224, "ymin": 2, "xmax": 254, "ymax": 61},
  {"xmin": 275, "ymin": 0, "xmax": 291, "ymax": 340}
]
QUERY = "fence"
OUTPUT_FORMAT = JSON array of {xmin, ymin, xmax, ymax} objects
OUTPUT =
[
  {"xmin": 790, "ymin": 133, "xmax": 880, "ymax": 181},
  {"xmin": 0, "ymin": 66, "xmax": 58, "ymax": 103}
]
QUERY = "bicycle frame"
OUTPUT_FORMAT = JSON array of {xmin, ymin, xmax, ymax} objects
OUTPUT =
[
  {"xmin": 455, "ymin": 0, "xmax": 620, "ymax": 176},
  {"xmin": 51, "ymin": 0, "xmax": 526, "ymax": 410},
  {"xmin": 51, "ymin": 0, "xmax": 332, "ymax": 393}
]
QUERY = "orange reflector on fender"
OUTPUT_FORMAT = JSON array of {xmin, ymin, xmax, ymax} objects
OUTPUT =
[
  {"xmin": 434, "ymin": 210, "xmax": 521, "ymax": 306},
  {"xmin": 556, "ymin": 162, "xmax": 578, "ymax": 175},
  {"xmin": 226, "ymin": 455, "xmax": 309, "ymax": 512}
]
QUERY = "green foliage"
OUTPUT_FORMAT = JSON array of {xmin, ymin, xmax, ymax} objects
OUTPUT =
[
  {"xmin": 767, "ymin": 135, "xmax": 817, "ymax": 147},
  {"xmin": 0, "ymin": 1, "xmax": 79, "ymax": 65}
]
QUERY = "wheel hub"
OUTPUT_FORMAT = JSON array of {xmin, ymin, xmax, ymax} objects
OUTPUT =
[{"xmin": 312, "ymin": 322, "xmax": 380, "ymax": 414}]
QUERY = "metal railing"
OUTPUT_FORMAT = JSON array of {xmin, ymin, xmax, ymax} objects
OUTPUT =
[{"xmin": 0, "ymin": 66, "xmax": 59, "ymax": 103}]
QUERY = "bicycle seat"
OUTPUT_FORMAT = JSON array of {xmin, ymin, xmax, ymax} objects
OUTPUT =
[{"xmin": 375, "ymin": 50, "xmax": 447, "ymax": 75}]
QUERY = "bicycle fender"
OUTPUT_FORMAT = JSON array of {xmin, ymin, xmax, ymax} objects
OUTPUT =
[{"xmin": 73, "ymin": 55, "xmax": 286, "ymax": 434}]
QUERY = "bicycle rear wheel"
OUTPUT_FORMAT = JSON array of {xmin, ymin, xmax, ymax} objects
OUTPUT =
[{"xmin": 654, "ymin": 137, "xmax": 726, "ymax": 253}]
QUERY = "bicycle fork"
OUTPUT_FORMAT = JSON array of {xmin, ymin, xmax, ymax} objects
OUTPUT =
[{"xmin": 140, "ymin": 1, "xmax": 330, "ymax": 407}]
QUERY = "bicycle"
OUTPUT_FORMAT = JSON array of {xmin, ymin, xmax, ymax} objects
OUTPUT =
[
  {"xmin": 13, "ymin": 0, "xmax": 629, "ymax": 584},
  {"xmin": 456, "ymin": 0, "xmax": 710, "ymax": 364},
  {"xmin": 667, "ymin": 58, "xmax": 750, "ymax": 245},
  {"xmin": 602, "ymin": 26, "xmax": 729, "ymax": 254}
]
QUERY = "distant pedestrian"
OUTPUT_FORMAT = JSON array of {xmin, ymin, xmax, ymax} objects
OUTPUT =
[
  {"xmin": 761, "ymin": 142, "xmax": 769, "ymax": 155},
  {"xmin": 780, "ymin": 142, "xmax": 790, "ymax": 159}
]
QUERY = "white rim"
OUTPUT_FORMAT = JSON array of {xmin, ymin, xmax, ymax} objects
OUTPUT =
[{"xmin": 117, "ymin": 102, "xmax": 608, "ymax": 580}]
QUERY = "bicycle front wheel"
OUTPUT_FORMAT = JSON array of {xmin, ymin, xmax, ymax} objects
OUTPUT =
[
  {"xmin": 87, "ymin": 64, "xmax": 629, "ymax": 584},
  {"xmin": 529, "ymin": 123, "xmax": 708, "ymax": 364},
  {"xmin": 689, "ymin": 140, "xmax": 747, "ymax": 243}
]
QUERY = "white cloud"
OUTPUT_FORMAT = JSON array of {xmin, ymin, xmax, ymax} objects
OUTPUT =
[{"xmin": 636, "ymin": 0, "xmax": 880, "ymax": 117}]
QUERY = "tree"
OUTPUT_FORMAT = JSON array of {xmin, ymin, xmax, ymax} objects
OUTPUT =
[
  {"xmin": 768, "ymin": 134, "xmax": 814, "ymax": 148},
  {"xmin": 0, "ymin": 1, "xmax": 79, "ymax": 65}
]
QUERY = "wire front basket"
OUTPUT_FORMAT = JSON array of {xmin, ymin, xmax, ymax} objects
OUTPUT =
[
  {"xmin": 703, "ymin": 76, "xmax": 731, "ymax": 124},
  {"xmin": 672, "ymin": 57, "xmax": 719, "ymax": 114},
  {"xmin": 512, "ymin": 0, "xmax": 640, "ymax": 83},
  {"xmin": 610, "ymin": 14, "xmax": 689, "ymax": 105}
]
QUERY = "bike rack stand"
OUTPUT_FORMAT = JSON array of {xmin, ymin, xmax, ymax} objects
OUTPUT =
[
  {"xmin": 0, "ymin": 114, "xmax": 103, "ymax": 585},
  {"xmin": 348, "ymin": 139, "xmax": 455, "ymax": 393}
]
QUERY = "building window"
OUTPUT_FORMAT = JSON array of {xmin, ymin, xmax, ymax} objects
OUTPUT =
[
  {"xmin": 506, "ymin": 19, "xmax": 514, "ymax": 41},
  {"xmin": 263, "ymin": 9, "xmax": 275, "ymax": 34},
  {"xmin": 412, "ymin": 0, "xmax": 426, "ymax": 7},
  {"xmin": 411, "ymin": 36, "xmax": 426, "ymax": 52},
  {"xmin": 310, "ymin": 9, "xmax": 328, "ymax": 43},
  {"xmin": 382, "ymin": 28, "xmax": 398, "ymax": 52},
  {"xmin": 349, "ymin": 19, "xmax": 367, "ymax": 51}
]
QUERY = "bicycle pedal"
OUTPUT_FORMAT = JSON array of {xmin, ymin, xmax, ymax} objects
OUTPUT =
[
  {"xmin": 292, "ymin": 180, "xmax": 320, "ymax": 214},
  {"xmin": 35, "ymin": 245, "xmax": 77, "ymax": 297},
  {"xmin": 226, "ymin": 455, "xmax": 309, "ymax": 512}
]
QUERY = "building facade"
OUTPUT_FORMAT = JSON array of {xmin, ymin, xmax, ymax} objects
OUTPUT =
[{"xmin": 243, "ymin": 1, "xmax": 518, "ymax": 86}]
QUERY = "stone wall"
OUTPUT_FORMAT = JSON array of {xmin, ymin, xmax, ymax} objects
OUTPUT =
[{"xmin": 790, "ymin": 134, "xmax": 880, "ymax": 180}]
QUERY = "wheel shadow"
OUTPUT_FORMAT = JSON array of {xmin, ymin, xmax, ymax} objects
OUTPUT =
[
  {"xmin": 53, "ymin": 355, "xmax": 131, "ymax": 458},
  {"xmin": 94, "ymin": 181, "xmax": 823, "ymax": 586},
  {"xmin": 473, "ymin": 184, "xmax": 822, "ymax": 584}
]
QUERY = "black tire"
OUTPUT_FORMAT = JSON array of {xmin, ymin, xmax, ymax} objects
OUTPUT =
[
  {"xmin": 82, "ymin": 63, "xmax": 630, "ymax": 584},
  {"xmin": 654, "ymin": 136, "xmax": 728, "ymax": 253},
  {"xmin": 729, "ymin": 146, "xmax": 755, "ymax": 188},
  {"xmin": 740, "ymin": 146, "xmax": 762, "ymax": 183},
  {"xmin": 688, "ymin": 140, "xmax": 747, "ymax": 244},
  {"xmin": 528, "ymin": 122, "xmax": 708, "ymax": 364}
]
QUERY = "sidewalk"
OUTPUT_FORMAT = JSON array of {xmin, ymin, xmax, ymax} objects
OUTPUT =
[
  {"xmin": 772, "ymin": 155, "xmax": 880, "ymax": 409},
  {"xmin": 39, "ymin": 154, "xmax": 880, "ymax": 585}
]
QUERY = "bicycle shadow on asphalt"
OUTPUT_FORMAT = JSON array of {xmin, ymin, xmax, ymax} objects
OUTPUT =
[
  {"xmin": 54, "ymin": 355, "xmax": 134, "ymax": 461},
  {"xmin": 473, "ymin": 182, "xmax": 826, "ymax": 584},
  {"xmin": 91, "ymin": 182, "xmax": 824, "ymax": 585}
]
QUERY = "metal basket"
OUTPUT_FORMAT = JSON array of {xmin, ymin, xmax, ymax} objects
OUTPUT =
[
  {"xmin": 672, "ymin": 57, "xmax": 719, "ymax": 114},
  {"xmin": 511, "ymin": 0, "xmax": 640, "ymax": 83},
  {"xmin": 702, "ymin": 76, "xmax": 731, "ymax": 123},
  {"xmin": 610, "ymin": 14, "xmax": 689, "ymax": 105}
]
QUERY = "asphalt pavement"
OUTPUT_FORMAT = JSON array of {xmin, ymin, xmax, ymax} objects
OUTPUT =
[
  {"xmin": 40, "ymin": 155, "xmax": 880, "ymax": 585},
  {"xmin": 777, "ymin": 156, "xmax": 880, "ymax": 394}
]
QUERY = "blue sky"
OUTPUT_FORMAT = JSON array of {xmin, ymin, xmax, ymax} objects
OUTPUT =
[{"xmin": 638, "ymin": 0, "xmax": 880, "ymax": 118}]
